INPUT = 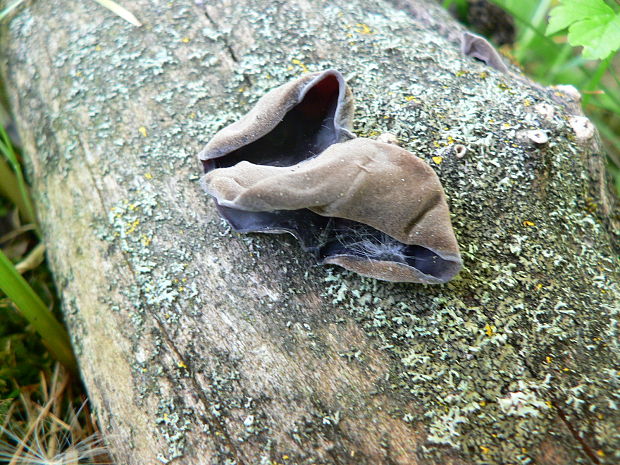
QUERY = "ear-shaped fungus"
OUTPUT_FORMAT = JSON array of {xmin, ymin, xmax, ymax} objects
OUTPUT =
[
  {"xmin": 198, "ymin": 71, "xmax": 462, "ymax": 284},
  {"xmin": 199, "ymin": 69, "xmax": 354, "ymax": 237},
  {"xmin": 460, "ymin": 31, "xmax": 508, "ymax": 73}
]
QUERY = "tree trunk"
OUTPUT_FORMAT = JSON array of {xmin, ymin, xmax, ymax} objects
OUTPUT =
[{"xmin": 2, "ymin": 0, "xmax": 618, "ymax": 464}]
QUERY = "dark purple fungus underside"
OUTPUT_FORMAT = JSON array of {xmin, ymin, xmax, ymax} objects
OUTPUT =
[{"xmin": 199, "ymin": 71, "xmax": 462, "ymax": 283}]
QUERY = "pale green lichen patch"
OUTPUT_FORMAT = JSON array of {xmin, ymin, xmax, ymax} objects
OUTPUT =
[
  {"xmin": 203, "ymin": 1, "xmax": 620, "ymax": 463},
  {"xmin": 155, "ymin": 398, "xmax": 192, "ymax": 463}
]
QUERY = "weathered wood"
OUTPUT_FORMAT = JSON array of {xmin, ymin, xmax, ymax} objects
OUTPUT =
[{"xmin": 2, "ymin": 0, "xmax": 618, "ymax": 464}]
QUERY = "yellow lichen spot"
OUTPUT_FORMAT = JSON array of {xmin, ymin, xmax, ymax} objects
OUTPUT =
[
  {"xmin": 346, "ymin": 32, "xmax": 354, "ymax": 38},
  {"xmin": 479, "ymin": 400, "xmax": 486, "ymax": 406},
  {"xmin": 536, "ymin": 283, "xmax": 543, "ymax": 291},
  {"xmin": 523, "ymin": 98, "xmax": 533, "ymax": 106},
  {"xmin": 598, "ymin": 413, "xmax": 604, "ymax": 419},
  {"xmin": 283, "ymin": 456, "xmax": 289, "ymax": 460},
  {"xmin": 433, "ymin": 141, "xmax": 441, "ymax": 148},
  {"xmin": 480, "ymin": 446, "xmax": 490, "ymax": 454},
  {"xmin": 128, "ymin": 203, "xmax": 138, "ymax": 211},
  {"xmin": 144, "ymin": 172, "xmax": 153, "ymax": 180},
  {"xmin": 163, "ymin": 413, "xmax": 169, "ymax": 421},
  {"xmin": 546, "ymin": 356, "xmax": 552, "ymax": 363},
  {"xmin": 563, "ymin": 367, "xmax": 570, "ymax": 372},
  {"xmin": 138, "ymin": 126, "xmax": 147, "ymax": 137},
  {"xmin": 456, "ymin": 70, "xmax": 468, "ymax": 77},
  {"xmin": 95, "ymin": 45, "xmax": 102, "ymax": 51},
  {"xmin": 178, "ymin": 286, "xmax": 185, "ymax": 292},
  {"xmin": 485, "ymin": 324, "xmax": 494, "ymax": 337},
  {"xmin": 182, "ymin": 277, "xmax": 187, "ymax": 282},
  {"xmin": 523, "ymin": 220, "xmax": 535, "ymax": 227},
  {"xmin": 126, "ymin": 219, "xmax": 139, "ymax": 234},
  {"xmin": 502, "ymin": 122, "xmax": 511, "ymax": 129},
  {"xmin": 291, "ymin": 58, "xmax": 308, "ymax": 73},
  {"xmin": 76, "ymin": 71, "xmax": 82, "ymax": 77},
  {"xmin": 354, "ymin": 23, "xmax": 372, "ymax": 34},
  {"xmin": 188, "ymin": 112, "xmax": 196, "ymax": 119},
  {"xmin": 181, "ymin": 37, "xmax": 190, "ymax": 43},
  {"xmin": 488, "ymin": 118, "xmax": 495, "ymax": 124},
  {"xmin": 447, "ymin": 136, "xmax": 455, "ymax": 144},
  {"xmin": 596, "ymin": 450, "xmax": 605, "ymax": 457},
  {"xmin": 404, "ymin": 95, "xmax": 417, "ymax": 102},
  {"xmin": 238, "ymin": 87, "xmax": 246, "ymax": 93},
  {"xmin": 141, "ymin": 235, "xmax": 152, "ymax": 246},
  {"xmin": 479, "ymin": 71, "xmax": 488, "ymax": 79},
  {"xmin": 432, "ymin": 156, "xmax": 443, "ymax": 165},
  {"xmin": 177, "ymin": 360, "xmax": 187, "ymax": 368},
  {"xmin": 545, "ymin": 401, "xmax": 553, "ymax": 408},
  {"xmin": 521, "ymin": 448, "xmax": 528, "ymax": 454}
]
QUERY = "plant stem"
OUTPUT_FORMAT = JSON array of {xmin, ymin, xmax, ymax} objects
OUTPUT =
[{"xmin": 583, "ymin": 57, "xmax": 612, "ymax": 107}]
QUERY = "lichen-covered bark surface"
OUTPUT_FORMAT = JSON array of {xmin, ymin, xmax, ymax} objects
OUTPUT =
[{"xmin": 2, "ymin": 0, "xmax": 619, "ymax": 464}]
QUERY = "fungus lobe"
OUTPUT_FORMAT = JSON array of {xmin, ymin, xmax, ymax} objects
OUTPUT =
[
  {"xmin": 199, "ymin": 70, "xmax": 462, "ymax": 284},
  {"xmin": 460, "ymin": 31, "xmax": 508, "ymax": 73}
]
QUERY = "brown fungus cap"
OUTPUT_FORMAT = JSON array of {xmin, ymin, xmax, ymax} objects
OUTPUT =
[
  {"xmin": 198, "ymin": 69, "xmax": 354, "ymax": 169},
  {"xmin": 202, "ymin": 138, "xmax": 462, "ymax": 284},
  {"xmin": 198, "ymin": 70, "xmax": 462, "ymax": 283}
]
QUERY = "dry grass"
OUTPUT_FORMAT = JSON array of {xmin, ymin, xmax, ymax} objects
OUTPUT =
[{"xmin": 0, "ymin": 364, "xmax": 112, "ymax": 465}]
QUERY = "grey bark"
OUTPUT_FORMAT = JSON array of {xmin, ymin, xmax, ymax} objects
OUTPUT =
[{"xmin": 2, "ymin": 0, "xmax": 619, "ymax": 464}]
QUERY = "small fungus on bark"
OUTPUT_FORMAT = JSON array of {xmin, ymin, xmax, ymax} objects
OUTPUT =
[
  {"xmin": 460, "ymin": 31, "xmax": 508, "ymax": 74},
  {"xmin": 199, "ymin": 71, "xmax": 462, "ymax": 284}
]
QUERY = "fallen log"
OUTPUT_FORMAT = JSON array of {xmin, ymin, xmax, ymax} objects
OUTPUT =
[{"xmin": 2, "ymin": 0, "xmax": 618, "ymax": 463}]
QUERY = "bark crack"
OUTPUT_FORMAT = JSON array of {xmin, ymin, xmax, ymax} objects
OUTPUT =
[
  {"xmin": 553, "ymin": 400, "xmax": 601, "ymax": 465},
  {"xmin": 202, "ymin": 8, "xmax": 253, "ymax": 90}
]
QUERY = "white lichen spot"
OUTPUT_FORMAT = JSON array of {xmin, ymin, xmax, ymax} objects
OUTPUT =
[
  {"xmin": 568, "ymin": 116, "xmax": 595, "ymax": 141},
  {"xmin": 454, "ymin": 144, "xmax": 467, "ymax": 158},
  {"xmin": 498, "ymin": 389, "xmax": 550, "ymax": 417},
  {"xmin": 518, "ymin": 129, "xmax": 548, "ymax": 145},
  {"xmin": 534, "ymin": 103, "xmax": 554, "ymax": 121},
  {"xmin": 554, "ymin": 84, "xmax": 581, "ymax": 102}
]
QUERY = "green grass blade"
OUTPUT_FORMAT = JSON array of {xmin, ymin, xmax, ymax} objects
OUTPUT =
[
  {"xmin": 0, "ymin": 249, "xmax": 77, "ymax": 373},
  {"xmin": 0, "ymin": 0, "xmax": 26, "ymax": 21},
  {"xmin": 0, "ymin": 156, "xmax": 30, "ymax": 221},
  {"xmin": 0, "ymin": 126, "xmax": 38, "ymax": 232},
  {"xmin": 583, "ymin": 56, "xmax": 611, "ymax": 106}
]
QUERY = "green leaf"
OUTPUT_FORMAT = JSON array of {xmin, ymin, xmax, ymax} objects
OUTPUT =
[
  {"xmin": 547, "ymin": 0, "xmax": 614, "ymax": 35},
  {"xmin": 569, "ymin": 15, "xmax": 620, "ymax": 59},
  {"xmin": 546, "ymin": 0, "xmax": 620, "ymax": 60}
]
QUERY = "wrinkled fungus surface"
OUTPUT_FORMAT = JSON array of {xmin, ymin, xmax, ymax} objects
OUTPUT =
[{"xmin": 199, "ymin": 70, "xmax": 462, "ymax": 283}]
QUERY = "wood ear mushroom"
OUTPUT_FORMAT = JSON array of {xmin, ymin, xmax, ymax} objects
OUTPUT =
[{"xmin": 199, "ymin": 71, "xmax": 462, "ymax": 284}]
